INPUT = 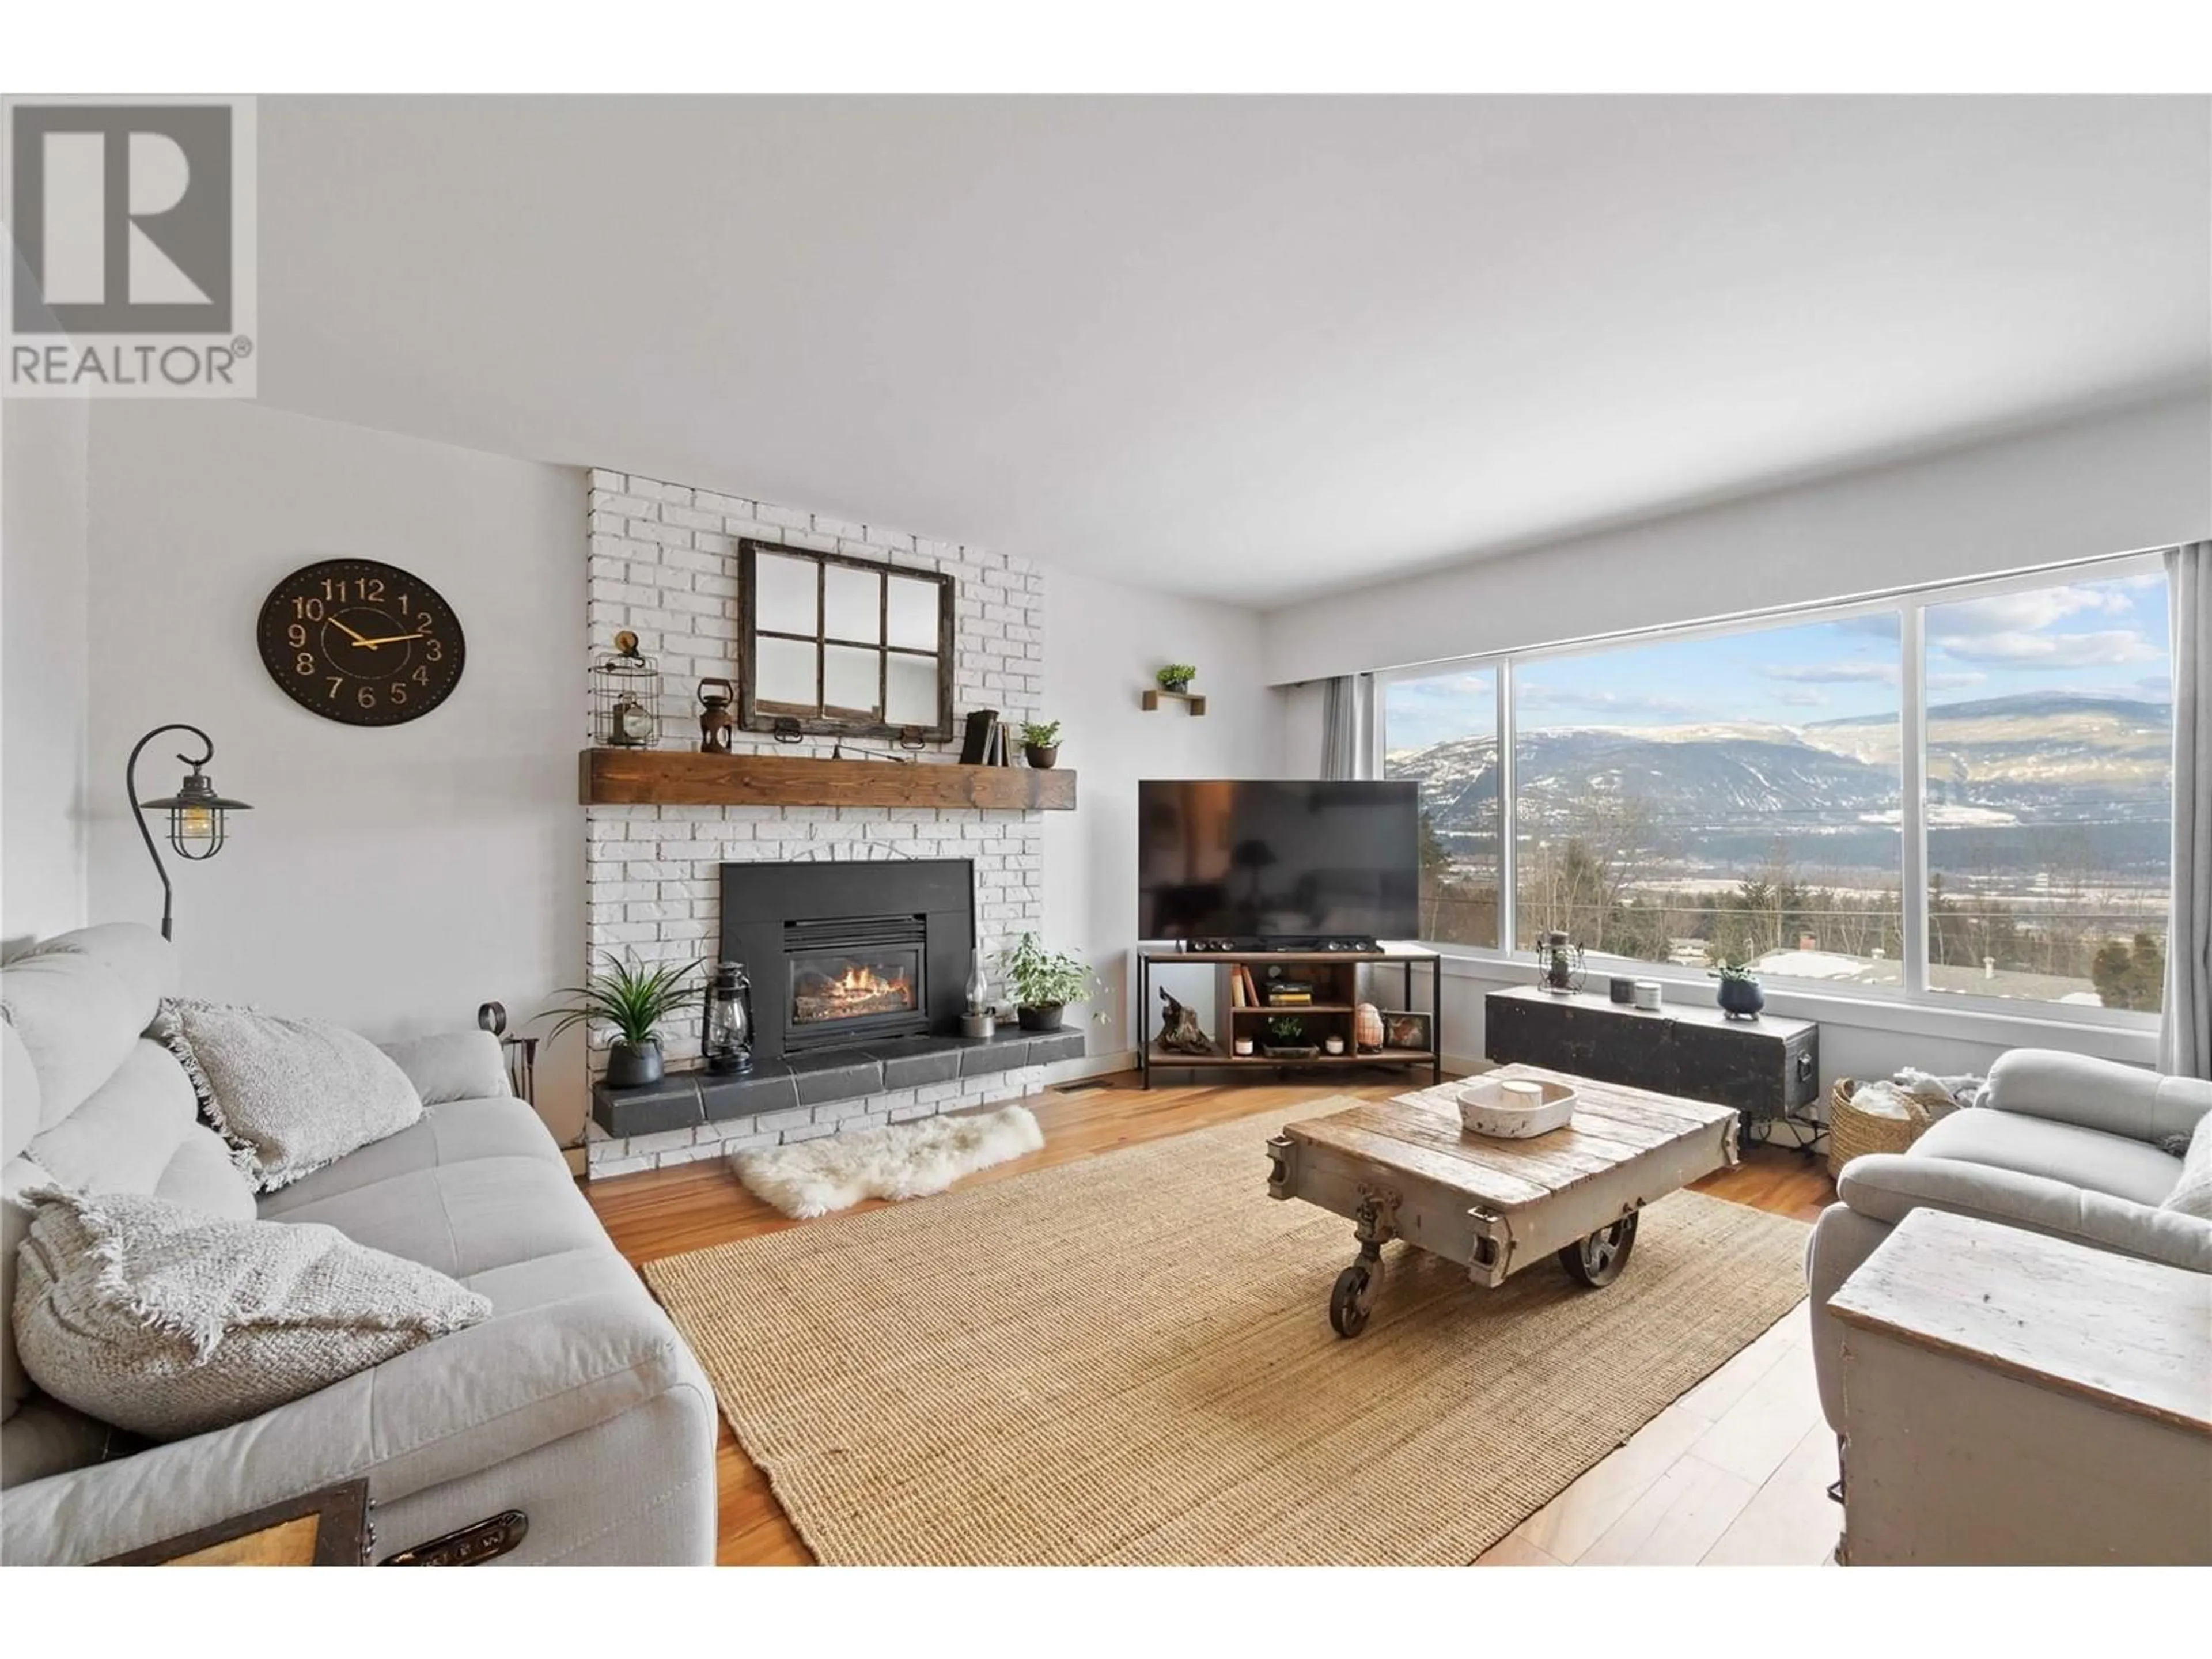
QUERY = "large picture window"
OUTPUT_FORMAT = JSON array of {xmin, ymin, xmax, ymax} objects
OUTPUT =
[
  {"xmin": 1379, "ymin": 554, "xmax": 2174, "ymax": 1018},
  {"xmin": 1382, "ymin": 666, "xmax": 1500, "ymax": 949},
  {"xmin": 1921, "ymin": 573, "xmax": 2172, "ymax": 1009}
]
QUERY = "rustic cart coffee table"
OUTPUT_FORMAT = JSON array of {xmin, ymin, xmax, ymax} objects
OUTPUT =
[{"xmin": 1266, "ymin": 1065, "xmax": 1740, "ymax": 1336}]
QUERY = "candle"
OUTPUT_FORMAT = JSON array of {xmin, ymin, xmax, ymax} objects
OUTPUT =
[{"xmin": 1500, "ymin": 1080, "xmax": 1544, "ymax": 1111}]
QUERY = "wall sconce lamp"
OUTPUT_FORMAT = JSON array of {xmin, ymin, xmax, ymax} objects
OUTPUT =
[{"xmin": 128, "ymin": 723, "xmax": 251, "ymax": 941}]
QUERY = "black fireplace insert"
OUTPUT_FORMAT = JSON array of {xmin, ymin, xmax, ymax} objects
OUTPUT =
[{"xmin": 722, "ymin": 859, "xmax": 974, "ymax": 1065}]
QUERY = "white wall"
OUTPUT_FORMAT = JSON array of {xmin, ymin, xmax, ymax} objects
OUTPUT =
[
  {"xmin": 1043, "ymin": 569, "xmax": 1280, "ymax": 1058},
  {"xmin": 1266, "ymin": 392, "xmax": 2212, "ymax": 683},
  {"xmin": 84, "ymin": 403, "xmax": 589, "ymax": 1144},
  {"xmin": 1, "ymin": 397, "xmax": 91, "ymax": 950},
  {"xmin": 1277, "ymin": 679, "xmax": 1327, "ymax": 778}
]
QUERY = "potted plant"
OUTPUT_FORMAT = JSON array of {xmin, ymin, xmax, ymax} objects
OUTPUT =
[
  {"xmin": 1019, "ymin": 718, "xmax": 1062, "ymax": 769},
  {"xmin": 1263, "ymin": 1014, "xmax": 1317, "ymax": 1060},
  {"xmin": 1710, "ymin": 960, "xmax": 1766, "ymax": 1021},
  {"xmin": 543, "ymin": 952, "xmax": 703, "ymax": 1088},
  {"xmin": 1156, "ymin": 664, "xmax": 1198, "ymax": 695},
  {"xmin": 995, "ymin": 932, "xmax": 1103, "ymax": 1032}
]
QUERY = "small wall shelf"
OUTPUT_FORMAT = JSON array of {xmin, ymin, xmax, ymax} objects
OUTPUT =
[
  {"xmin": 1142, "ymin": 688, "xmax": 1207, "ymax": 715},
  {"xmin": 579, "ymin": 749, "xmax": 1077, "ymax": 810}
]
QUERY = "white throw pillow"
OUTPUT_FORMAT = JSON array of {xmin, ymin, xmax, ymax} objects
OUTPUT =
[
  {"xmin": 2163, "ymin": 1115, "xmax": 2212, "ymax": 1222},
  {"xmin": 11, "ymin": 1185, "xmax": 489, "ymax": 1441},
  {"xmin": 153, "ymin": 1000, "xmax": 422, "ymax": 1191}
]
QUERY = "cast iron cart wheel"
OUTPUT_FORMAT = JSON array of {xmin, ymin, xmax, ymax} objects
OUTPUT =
[
  {"xmin": 1329, "ymin": 1263, "xmax": 1373, "ymax": 1338},
  {"xmin": 1559, "ymin": 1212, "xmax": 1639, "ymax": 1287}
]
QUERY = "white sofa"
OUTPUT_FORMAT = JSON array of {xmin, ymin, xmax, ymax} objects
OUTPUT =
[
  {"xmin": 1, "ymin": 923, "xmax": 718, "ymax": 1565},
  {"xmin": 1806, "ymin": 1047, "xmax": 2212, "ymax": 1434}
]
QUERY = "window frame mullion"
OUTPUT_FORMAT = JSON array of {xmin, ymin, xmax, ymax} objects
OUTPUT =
[
  {"xmin": 1900, "ymin": 602, "xmax": 1930, "ymax": 998},
  {"xmin": 1497, "ymin": 661, "xmax": 1517, "ymax": 955}
]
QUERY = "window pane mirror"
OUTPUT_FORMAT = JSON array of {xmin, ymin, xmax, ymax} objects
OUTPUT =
[{"xmin": 739, "ymin": 540, "xmax": 955, "ymax": 741}]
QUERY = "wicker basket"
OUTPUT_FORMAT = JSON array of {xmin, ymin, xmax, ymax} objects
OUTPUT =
[{"xmin": 1825, "ymin": 1078, "xmax": 1932, "ymax": 1178}]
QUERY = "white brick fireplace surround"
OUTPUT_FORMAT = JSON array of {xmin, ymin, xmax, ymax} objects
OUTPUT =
[{"xmin": 584, "ymin": 468, "xmax": 1047, "ymax": 1179}]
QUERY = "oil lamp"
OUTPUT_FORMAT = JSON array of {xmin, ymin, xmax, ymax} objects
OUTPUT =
[
  {"xmin": 961, "ymin": 937, "xmax": 994, "ymax": 1039},
  {"xmin": 703, "ymin": 961, "xmax": 753, "ymax": 1075}
]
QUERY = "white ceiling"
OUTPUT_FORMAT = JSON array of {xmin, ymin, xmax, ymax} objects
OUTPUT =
[{"xmin": 256, "ymin": 96, "xmax": 2211, "ymax": 607}]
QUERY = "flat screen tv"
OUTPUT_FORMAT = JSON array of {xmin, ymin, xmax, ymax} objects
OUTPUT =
[{"xmin": 1137, "ymin": 779, "xmax": 1419, "ymax": 947}]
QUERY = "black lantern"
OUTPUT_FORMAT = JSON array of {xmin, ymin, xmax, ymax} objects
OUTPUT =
[
  {"xmin": 128, "ymin": 724, "xmax": 251, "ymax": 941},
  {"xmin": 1536, "ymin": 930, "xmax": 1586, "ymax": 996},
  {"xmin": 703, "ymin": 961, "xmax": 754, "ymax": 1075}
]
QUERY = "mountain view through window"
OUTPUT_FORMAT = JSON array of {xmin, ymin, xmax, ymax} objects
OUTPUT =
[{"xmin": 1382, "ymin": 566, "xmax": 2172, "ymax": 1013}]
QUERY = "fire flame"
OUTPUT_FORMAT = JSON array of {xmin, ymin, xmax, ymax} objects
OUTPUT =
[
  {"xmin": 831, "ymin": 965, "xmax": 908, "ymax": 999},
  {"xmin": 793, "ymin": 959, "xmax": 916, "ymax": 1022}
]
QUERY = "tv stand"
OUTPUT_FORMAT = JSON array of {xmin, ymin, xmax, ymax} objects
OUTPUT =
[{"xmin": 1137, "ymin": 944, "xmax": 1442, "ymax": 1090}]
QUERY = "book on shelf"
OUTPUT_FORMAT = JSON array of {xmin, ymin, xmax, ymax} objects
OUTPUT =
[
  {"xmin": 1228, "ymin": 969, "xmax": 1246, "ymax": 1009},
  {"xmin": 959, "ymin": 709, "xmax": 999, "ymax": 766}
]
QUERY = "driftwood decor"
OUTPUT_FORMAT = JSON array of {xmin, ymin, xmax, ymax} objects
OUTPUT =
[{"xmin": 1155, "ymin": 988, "xmax": 1213, "ymax": 1055}]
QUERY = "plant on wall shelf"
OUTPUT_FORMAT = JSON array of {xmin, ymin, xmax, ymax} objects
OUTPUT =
[
  {"xmin": 1156, "ymin": 664, "xmax": 1198, "ymax": 694},
  {"xmin": 994, "ymin": 932, "xmax": 1107, "ymax": 1033},
  {"xmin": 541, "ymin": 952, "xmax": 702, "ymax": 1089},
  {"xmin": 1018, "ymin": 719, "xmax": 1062, "ymax": 770}
]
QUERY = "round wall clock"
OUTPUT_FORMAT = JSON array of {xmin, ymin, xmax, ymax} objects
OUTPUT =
[{"xmin": 256, "ymin": 558, "xmax": 466, "ymax": 726}]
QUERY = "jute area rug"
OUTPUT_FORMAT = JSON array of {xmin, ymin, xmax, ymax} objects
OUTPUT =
[{"xmin": 644, "ymin": 1096, "xmax": 1810, "ymax": 1566}]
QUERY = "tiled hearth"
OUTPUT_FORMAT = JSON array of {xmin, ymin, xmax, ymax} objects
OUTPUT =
[
  {"xmin": 581, "ymin": 468, "xmax": 1055, "ymax": 1180},
  {"xmin": 590, "ymin": 1026, "xmax": 1086, "ymax": 1142}
]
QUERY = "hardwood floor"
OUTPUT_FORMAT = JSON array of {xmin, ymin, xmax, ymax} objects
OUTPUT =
[{"xmin": 586, "ymin": 1070, "xmax": 1839, "ymax": 1567}]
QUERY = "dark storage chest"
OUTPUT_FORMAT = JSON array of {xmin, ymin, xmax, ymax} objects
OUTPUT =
[{"xmin": 1483, "ymin": 985, "xmax": 1819, "ymax": 1125}]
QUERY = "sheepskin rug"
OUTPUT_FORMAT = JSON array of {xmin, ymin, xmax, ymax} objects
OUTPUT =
[{"xmin": 731, "ymin": 1104, "xmax": 1044, "ymax": 1218}]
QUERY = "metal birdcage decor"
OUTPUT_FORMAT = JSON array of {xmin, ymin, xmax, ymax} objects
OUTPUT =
[
  {"xmin": 591, "ymin": 630, "xmax": 661, "ymax": 748},
  {"xmin": 1535, "ymin": 930, "xmax": 1586, "ymax": 996}
]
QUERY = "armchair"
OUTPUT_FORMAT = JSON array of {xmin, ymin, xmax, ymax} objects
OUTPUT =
[{"xmin": 1806, "ymin": 1047, "xmax": 2212, "ymax": 1431}]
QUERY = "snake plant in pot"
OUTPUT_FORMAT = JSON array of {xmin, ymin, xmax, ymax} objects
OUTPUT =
[
  {"xmin": 994, "ymin": 932, "xmax": 1105, "ymax": 1032},
  {"xmin": 543, "ymin": 953, "xmax": 704, "ymax": 1087}
]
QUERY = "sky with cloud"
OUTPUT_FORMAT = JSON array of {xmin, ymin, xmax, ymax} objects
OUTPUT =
[{"xmin": 1384, "ymin": 571, "xmax": 2171, "ymax": 749}]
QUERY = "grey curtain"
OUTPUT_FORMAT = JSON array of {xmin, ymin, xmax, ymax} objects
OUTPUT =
[
  {"xmin": 2165, "ymin": 541, "xmax": 2210, "ymax": 1080},
  {"xmin": 1321, "ymin": 674, "xmax": 1374, "ymax": 779}
]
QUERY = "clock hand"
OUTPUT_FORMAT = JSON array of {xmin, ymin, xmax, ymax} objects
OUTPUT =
[
  {"xmin": 327, "ymin": 616, "xmax": 371, "ymax": 643},
  {"xmin": 350, "ymin": 631, "xmax": 427, "ymax": 647}
]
